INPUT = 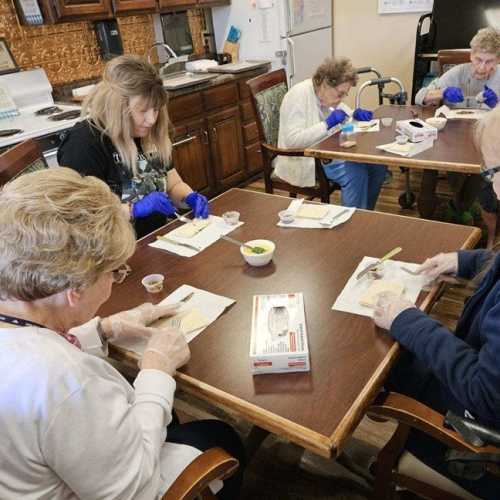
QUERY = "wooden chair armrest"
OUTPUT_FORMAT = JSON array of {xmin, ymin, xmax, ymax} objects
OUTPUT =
[
  {"xmin": 162, "ymin": 447, "xmax": 239, "ymax": 500},
  {"xmin": 261, "ymin": 143, "xmax": 305, "ymax": 157},
  {"xmin": 368, "ymin": 392, "xmax": 499, "ymax": 454}
]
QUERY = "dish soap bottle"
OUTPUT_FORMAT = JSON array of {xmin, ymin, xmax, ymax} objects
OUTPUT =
[{"xmin": 339, "ymin": 123, "xmax": 357, "ymax": 148}]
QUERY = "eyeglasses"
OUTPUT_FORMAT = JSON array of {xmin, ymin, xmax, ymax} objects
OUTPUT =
[
  {"xmin": 480, "ymin": 165, "xmax": 500, "ymax": 182},
  {"xmin": 112, "ymin": 264, "xmax": 132, "ymax": 284}
]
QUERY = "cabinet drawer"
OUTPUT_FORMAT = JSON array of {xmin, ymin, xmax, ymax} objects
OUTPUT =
[
  {"xmin": 202, "ymin": 82, "xmax": 238, "ymax": 112},
  {"xmin": 242, "ymin": 121, "xmax": 259, "ymax": 144},
  {"xmin": 244, "ymin": 142, "xmax": 264, "ymax": 175},
  {"xmin": 240, "ymin": 99, "xmax": 256, "ymax": 122},
  {"xmin": 169, "ymin": 93, "xmax": 203, "ymax": 124}
]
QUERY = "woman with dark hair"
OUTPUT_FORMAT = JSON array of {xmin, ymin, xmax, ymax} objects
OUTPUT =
[{"xmin": 372, "ymin": 107, "xmax": 500, "ymax": 499}]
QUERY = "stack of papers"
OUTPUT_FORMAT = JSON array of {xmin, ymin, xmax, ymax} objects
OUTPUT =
[
  {"xmin": 376, "ymin": 138, "xmax": 434, "ymax": 157},
  {"xmin": 112, "ymin": 285, "xmax": 235, "ymax": 354},
  {"xmin": 277, "ymin": 199, "xmax": 355, "ymax": 229},
  {"xmin": 149, "ymin": 215, "xmax": 243, "ymax": 257},
  {"xmin": 332, "ymin": 257, "xmax": 427, "ymax": 318}
]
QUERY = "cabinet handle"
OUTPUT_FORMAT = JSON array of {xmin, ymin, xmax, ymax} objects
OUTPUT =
[
  {"xmin": 173, "ymin": 135, "xmax": 196, "ymax": 147},
  {"xmin": 202, "ymin": 130, "xmax": 209, "ymax": 144},
  {"xmin": 212, "ymin": 127, "xmax": 217, "ymax": 140}
]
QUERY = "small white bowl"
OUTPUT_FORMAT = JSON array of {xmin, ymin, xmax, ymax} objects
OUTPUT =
[
  {"xmin": 240, "ymin": 239, "xmax": 275, "ymax": 267},
  {"xmin": 278, "ymin": 210, "xmax": 295, "ymax": 224},
  {"xmin": 141, "ymin": 274, "xmax": 165, "ymax": 293},
  {"xmin": 222, "ymin": 210, "xmax": 240, "ymax": 225},
  {"xmin": 425, "ymin": 117, "xmax": 447, "ymax": 131},
  {"xmin": 381, "ymin": 117, "xmax": 393, "ymax": 127},
  {"xmin": 395, "ymin": 135, "xmax": 409, "ymax": 145}
]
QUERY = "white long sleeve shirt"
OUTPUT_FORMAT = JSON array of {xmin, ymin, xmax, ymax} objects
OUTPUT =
[
  {"xmin": 274, "ymin": 78, "xmax": 330, "ymax": 187},
  {"xmin": 0, "ymin": 324, "xmax": 201, "ymax": 500}
]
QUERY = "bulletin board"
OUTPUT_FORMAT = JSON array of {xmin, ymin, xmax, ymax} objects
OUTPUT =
[{"xmin": 378, "ymin": 0, "xmax": 434, "ymax": 14}]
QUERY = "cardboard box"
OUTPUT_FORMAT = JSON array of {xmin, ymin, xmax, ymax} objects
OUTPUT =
[
  {"xmin": 396, "ymin": 118, "xmax": 438, "ymax": 143},
  {"xmin": 249, "ymin": 293, "xmax": 310, "ymax": 374}
]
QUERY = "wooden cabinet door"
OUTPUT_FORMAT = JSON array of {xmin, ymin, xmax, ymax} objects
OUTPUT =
[
  {"xmin": 207, "ymin": 106, "xmax": 245, "ymax": 190},
  {"xmin": 112, "ymin": 0, "xmax": 156, "ymax": 13},
  {"xmin": 172, "ymin": 118, "xmax": 214, "ymax": 196},
  {"xmin": 51, "ymin": 0, "xmax": 112, "ymax": 20},
  {"xmin": 158, "ymin": 0, "xmax": 196, "ymax": 9}
]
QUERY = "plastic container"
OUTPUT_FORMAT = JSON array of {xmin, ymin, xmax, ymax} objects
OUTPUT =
[
  {"xmin": 222, "ymin": 210, "xmax": 240, "ymax": 225},
  {"xmin": 278, "ymin": 210, "xmax": 295, "ymax": 224},
  {"xmin": 339, "ymin": 123, "xmax": 357, "ymax": 148},
  {"xmin": 141, "ymin": 274, "xmax": 165, "ymax": 293},
  {"xmin": 381, "ymin": 117, "xmax": 393, "ymax": 127},
  {"xmin": 395, "ymin": 135, "xmax": 409, "ymax": 145}
]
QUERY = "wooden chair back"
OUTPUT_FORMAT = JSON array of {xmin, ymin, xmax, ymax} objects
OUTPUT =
[
  {"xmin": 437, "ymin": 49, "xmax": 471, "ymax": 75},
  {"xmin": 246, "ymin": 70, "xmax": 338, "ymax": 203},
  {"xmin": 162, "ymin": 447, "xmax": 239, "ymax": 500},
  {"xmin": 0, "ymin": 139, "xmax": 48, "ymax": 186}
]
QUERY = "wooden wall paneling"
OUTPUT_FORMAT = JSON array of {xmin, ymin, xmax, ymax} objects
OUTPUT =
[{"xmin": 112, "ymin": 0, "xmax": 157, "ymax": 14}]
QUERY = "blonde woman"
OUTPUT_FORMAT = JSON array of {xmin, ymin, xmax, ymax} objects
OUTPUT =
[
  {"xmin": 0, "ymin": 168, "xmax": 244, "ymax": 499},
  {"xmin": 58, "ymin": 55, "xmax": 208, "ymax": 238},
  {"xmin": 371, "ymin": 108, "xmax": 500, "ymax": 499}
]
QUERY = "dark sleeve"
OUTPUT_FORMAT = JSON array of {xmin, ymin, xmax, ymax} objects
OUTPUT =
[
  {"xmin": 390, "ymin": 299, "xmax": 500, "ymax": 422},
  {"xmin": 57, "ymin": 122, "xmax": 110, "ymax": 183},
  {"xmin": 457, "ymin": 250, "xmax": 492, "ymax": 280}
]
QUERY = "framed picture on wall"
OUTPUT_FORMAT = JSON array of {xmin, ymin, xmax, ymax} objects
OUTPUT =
[{"xmin": 0, "ymin": 39, "xmax": 19, "ymax": 75}]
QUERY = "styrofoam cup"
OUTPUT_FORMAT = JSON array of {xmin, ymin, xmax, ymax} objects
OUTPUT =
[{"xmin": 141, "ymin": 274, "xmax": 164, "ymax": 293}]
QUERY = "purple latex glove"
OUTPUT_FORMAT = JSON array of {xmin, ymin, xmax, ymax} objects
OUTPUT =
[
  {"xmin": 443, "ymin": 87, "xmax": 464, "ymax": 103},
  {"xmin": 483, "ymin": 85, "xmax": 498, "ymax": 108},
  {"xmin": 185, "ymin": 191, "xmax": 209, "ymax": 219},
  {"xmin": 132, "ymin": 192, "xmax": 176, "ymax": 219},
  {"xmin": 325, "ymin": 109, "xmax": 348, "ymax": 129},
  {"xmin": 353, "ymin": 108, "xmax": 373, "ymax": 121}
]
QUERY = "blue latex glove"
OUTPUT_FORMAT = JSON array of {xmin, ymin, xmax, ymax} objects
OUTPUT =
[
  {"xmin": 132, "ymin": 192, "xmax": 176, "ymax": 219},
  {"xmin": 483, "ymin": 85, "xmax": 498, "ymax": 108},
  {"xmin": 185, "ymin": 191, "xmax": 209, "ymax": 219},
  {"xmin": 325, "ymin": 109, "xmax": 348, "ymax": 129},
  {"xmin": 353, "ymin": 108, "xmax": 373, "ymax": 121},
  {"xmin": 442, "ymin": 87, "xmax": 464, "ymax": 103}
]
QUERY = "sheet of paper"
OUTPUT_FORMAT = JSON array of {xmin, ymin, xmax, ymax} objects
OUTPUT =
[
  {"xmin": 376, "ymin": 138, "xmax": 434, "ymax": 157},
  {"xmin": 332, "ymin": 257, "xmax": 427, "ymax": 318},
  {"xmin": 435, "ymin": 105, "xmax": 488, "ymax": 120},
  {"xmin": 277, "ymin": 199, "xmax": 355, "ymax": 229},
  {"xmin": 149, "ymin": 215, "xmax": 243, "ymax": 257},
  {"xmin": 111, "ymin": 285, "xmax": 236, "ymax": 355},
  {"xmin": 353, "ymin": 119, "xmax": 380, "ymax": 133}
]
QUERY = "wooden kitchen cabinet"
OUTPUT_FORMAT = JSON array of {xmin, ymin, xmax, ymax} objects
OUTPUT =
[
  {"xmin": 50, "ymin": 0, "xmax": 112, "ymax": 20},
  {"xmin": 158, "ymin": 0, "xmax": 196, "ymax": 9},
  {"xmin": 112, "ymin": 0, "xmax": 156, "ymax": 13},
  {"xmin": 207, "ymin": 106, "xmax": 245, "ymax": 190},
  {"xmin": 172, "ymin": 118, "xmax": 214, "ymax": 196}
]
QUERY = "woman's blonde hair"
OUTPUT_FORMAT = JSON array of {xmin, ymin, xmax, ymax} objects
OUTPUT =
[
  {"xmin": 470, "ymin": 27, "xmax": 500, "ymax": 57},
  {"xmin": 82, "ymin": 54, "xmax": 171, "ymax": 174},
  {"xmin": 0, "ymin": 167, "xmax": 136, "ymax": 301},
  {"xmin": 313, "ymin": 57, "xmax": 358, "ymax": 89}
]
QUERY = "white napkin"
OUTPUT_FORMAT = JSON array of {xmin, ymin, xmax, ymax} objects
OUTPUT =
[
  {"xmin": 435, "ymin": 104, "xmax": 488, "ymax": 120},
  {"xmin": 277, "ymin": 199, "xmax": 355, "ymax": 229},
  {"xmin": 111, "ymin": 285, "xmax": 235, "ymax": 355},
  {"xmin": 353, "ymin": 119, "xmax": 380, "ymax": 133},
  {"xmin": 376, "ymin": 138, "xmax": 434, "ymax": 157},
  {"xmin": 149, "ymin": 215, "xmax": 243, "ymax": 257},
  {"xmin": 332, "ymin": 258, "xmax": 427, "ymax": 318}
]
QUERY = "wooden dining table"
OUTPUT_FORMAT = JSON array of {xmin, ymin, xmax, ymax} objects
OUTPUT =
[{"xmin": 100, "ymin": 188, "xmax": 481, "ymax": 459}]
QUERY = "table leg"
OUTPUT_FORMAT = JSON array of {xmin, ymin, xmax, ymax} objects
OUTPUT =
[
  {"xmin": 245, "ymin": 425, "xmax": 270, "ymax": 461},
  {"xmin": 417, "ymin": 170, "xmax": 439, "ymax": 218}
]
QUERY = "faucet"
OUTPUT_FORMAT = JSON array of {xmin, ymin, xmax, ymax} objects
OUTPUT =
[{"xmin": 147, "ymin": 42, "xmax": 189, "ymax": 77}]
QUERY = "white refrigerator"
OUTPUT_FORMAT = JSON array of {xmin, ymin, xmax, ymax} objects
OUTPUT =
[{"xmin": 212, "ymin": 0, "xmax": 332, "ymax": 87}]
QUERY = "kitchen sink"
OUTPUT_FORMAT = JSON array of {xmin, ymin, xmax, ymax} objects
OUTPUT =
[{"xmin": 162, "ymin": 71, "xmax": 218, "ymax": 90}]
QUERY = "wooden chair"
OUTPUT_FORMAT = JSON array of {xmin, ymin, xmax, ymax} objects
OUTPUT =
[
  {"xmin": 368, "ymin": 392, "xmax": 500, "ymax": 500},
  {"xmin": 162, "ymin": 447, "xmax": 239, "ymax": 500},
  {"xmin": 246, "ymin": 69, "xmax": 339, "ymax": 203},
  {"xmin": 437, "ymin": 49, "xmax": 471, "ymax": 75},
  {"xmin": 0, "ymin": 139, "xmax": 48, "ymax": 186}
]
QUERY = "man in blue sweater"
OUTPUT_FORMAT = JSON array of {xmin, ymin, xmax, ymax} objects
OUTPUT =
[{"xmin": 373, "ymin": 109, "xmax": 500, "ymax": 499}]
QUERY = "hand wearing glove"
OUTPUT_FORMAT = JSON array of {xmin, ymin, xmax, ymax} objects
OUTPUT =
[
  {"xmin": 353, "ymin": 108, "xmax": 373, "ymax": 121},
  {"xmin": 483, "ymin": 85, "xmax": 498, "ymax": 108},
  {"xmin": 101, "ymin": 302, "xmax": 180, "ymax": 341},
  {"xmin": 325, "ymin": 109, "xmax": 348, "ymax": 129},
  {"xmin": 141, "ymin": 327, "xmax": 190, "ymax": 376},
  {"xmin": 418, "ymin": 252, "xmax": 458, "ymax": 281},
  {"xmin": 132, "ymin": 192, "xmax": 176, "ymax": 219},
  {"xmin": 373, "ymin": 292, "xmax": 415, "ymax": 331},
  {"xmin": 185, "ymin": 191, "xmax": 209, "ymax": 219},
  {"xmin": 442, "ymin": 87, "xmax": 464, "ymax": 104}
]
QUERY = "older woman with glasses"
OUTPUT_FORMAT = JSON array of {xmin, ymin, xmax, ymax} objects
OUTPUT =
[
  {"xmin": 371, "ymin": 107, "xmax": 500, "ymax": 499},
  {"xmin": 274, "ymin": 57, "xmax": 387, "ymax": 209},
  {"xmin": 0, "ymin": 168, "xmax": 244, "ymax": 500}
]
